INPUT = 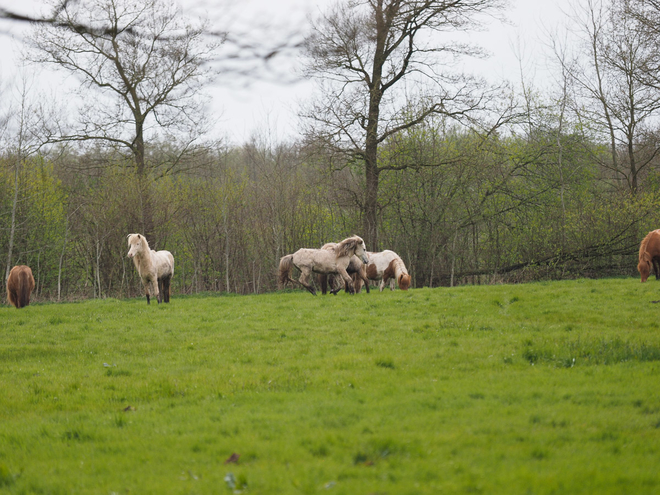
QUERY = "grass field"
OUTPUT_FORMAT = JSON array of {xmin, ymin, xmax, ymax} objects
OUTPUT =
[{"xmin": 1, "ymin": 277, "xmax": 660, "ymax": 494}]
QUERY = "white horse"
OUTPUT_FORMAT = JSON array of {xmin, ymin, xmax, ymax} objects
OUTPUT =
[
  {"xmin": 278, "ymin": 236, "xmax": 369, "ymax": 295},
  {"xmin": 127, "ymin": 233, "xmax": 174, "ymax": 304},
  {"xmin": 365, "ymin": 250, "xmax": 411, "ymax": 291},
  {"xmin": 317, "ymin": 242, "xmax": 370, "ymax": 295}
]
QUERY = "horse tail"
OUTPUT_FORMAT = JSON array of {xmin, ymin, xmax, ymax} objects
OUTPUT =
[
  {"xmin": 278, "ymin": 255, "xmax": 294, "ymax": 289},
  {"xmin": 7, "ymin": 266, "xmax": 35, "ymax": 309}
]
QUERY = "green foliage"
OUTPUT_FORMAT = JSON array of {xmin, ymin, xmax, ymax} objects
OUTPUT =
[
  {"xmin": 1, "ymin": 278, "xmax": 659, "ymax": 493},
  {"xmin": 2, "ymin": 126, "xmax": 660, "ymax": 299}
]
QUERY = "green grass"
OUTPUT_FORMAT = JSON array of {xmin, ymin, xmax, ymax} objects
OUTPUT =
[{"xmin": 1, "ymin": 278, "xmax": 660, "ymax": 494}]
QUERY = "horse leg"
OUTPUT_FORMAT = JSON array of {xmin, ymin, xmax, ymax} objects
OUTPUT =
[
  {"xmin": 351, "ymin": 273, "xmax": 362, "ymax": 293},
  {"xmin": 298, "ymin": 269, "xmax": 317, "ymax": 295},
  {"xmin": 360, "ymin": 271, "xmax": 370, "ymax": 294},
  {"xmin": 338, "ymin": 268, "xmax": 355, "ymax": 294},
  {"xmin": 149, "ymin": 278, "xmax": 160, "ymax": 304},
  {"xmin": 319, "ymin": 274, "xmax": 328, "ymax": 295},
  {"xmin": 653, "ymin": 258, "xmax": 660, "ymax": 280},
  {"xmin": 154, "ymin": 279, "xmax": 162, "ymax": 304},
  {"xmin": 157, "ymin": 278, "xmax": 164, "ymax": 304},
  {"xmin": 162, "ymin": 275, "xmax": 172, "ymax": 302},
  {"xmin": 325, "ymin": 274, "xmax": 338, "ymax": 295},
  {"xmin": 143, "ymin": 279, "xmax": 151, "ymax": 304}
]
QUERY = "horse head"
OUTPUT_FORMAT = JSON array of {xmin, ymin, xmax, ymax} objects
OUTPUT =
[
  {"xmin": 398, "ymin": 273, "xmax": 412, "ymax": 290},
  {"xmin": 340, "ymin": 236, "xmax": 368, "ymax": 264},
  {"xmin": 127, "ymin": 233, "xmax": 146, "ymax": 259},
  {"xmin": 638, "ymin": 255, "xmax": 652, "ymax": 282}
]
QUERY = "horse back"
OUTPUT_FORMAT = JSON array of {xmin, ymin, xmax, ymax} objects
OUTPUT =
[
  {"xmin": 293, "ymin": 248, "xmax": 343, "ymax": 273},
  {"xmin": 645, "ymin": 231, "xmax": 660, "ymax": 258},
  {"xmin": 153, "ymin": 250, "xmax": 174, "ymax": 278}
]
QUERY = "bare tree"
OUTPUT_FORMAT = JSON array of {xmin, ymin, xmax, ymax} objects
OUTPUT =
[
  {"xmin": 2, "ymin": 73, "xmax": 47, "ymax": 283},
  {"xmin": 27, "ymin": 0, "xmax": 218, "ymax": 239},
  {"xmin": 301, "ymin": 0, "xmax": 506, "ymax": 249},
  {"xmin": 558, "ymin": 0, "xmax": 660, "ymax": 193}
]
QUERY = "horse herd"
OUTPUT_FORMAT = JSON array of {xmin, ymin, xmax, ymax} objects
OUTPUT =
[
  {"xmin": 278, "ymin": 235, "xmax": 411, "ymax": 296},
  {"xmin": 5, "ymin": 234, "xmax": 412, "ymax": 309},
  {"xmin": 13, "ymin": 228, "xmax": 660, "ymax": 309}
]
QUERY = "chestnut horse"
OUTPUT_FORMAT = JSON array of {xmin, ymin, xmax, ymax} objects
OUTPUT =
[
  {"xmin": 127, "ymin": 233, "xmax": 174, "ymax": 304},
  {"xmin": 638, "ymin": 229, "xmax": 660, "ymax": 282},
  {"xmin": 278, "ymin": 236, "xmax": 369, "ymax": 295},
  {"xmin": 317, "ymin": 242, "xmax": 370, "ymax": 295},
  {"xmin": 6, "ymin": 265, "xmax": 35, "ymax": 308},
  {"xmin": 366, "ymin": 250, "xmax": 411, "ymax": 291}
]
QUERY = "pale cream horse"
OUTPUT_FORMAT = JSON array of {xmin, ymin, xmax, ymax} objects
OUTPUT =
[
  {"xmin": 127, "ymin": 233, "xmax": 174, "ymax": 304},
  {"xmin": 279, "ymin": 236, "xmax": 369, "ymax": 295},
  {"xmin": 317, "ymin": 242, "xmax": 370, "ymax": 294},
  {"xmin": 366, "ymin": 250, "xmax": 411, "ymax": 291}
]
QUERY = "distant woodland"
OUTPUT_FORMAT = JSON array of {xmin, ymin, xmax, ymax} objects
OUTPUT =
[{"xmin": 2, "ymin": 0, "xmax": 660, "ymax": 299}]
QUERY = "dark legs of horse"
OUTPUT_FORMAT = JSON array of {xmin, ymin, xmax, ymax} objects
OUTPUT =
[
  {"xmin": 337, "ymin": 269, "xmax": 355, "ymax": 294},
  {"xmin": 350, "ymin": 273, "xmax": 370, "ymax": 294},
  {"xmin": 162, "ymin": 275, "xmax": 171, "ymax": 302},
  {"xmin": 319, "ymin": 274, "xmax": 329, "ymax": 295},
  {"xmin": 328, "ymin": 275, "xmax": 342, "ymax": 295},
  {"xmin": 653, "ymin": 258, "xmax": 660, "ymax": 280}
]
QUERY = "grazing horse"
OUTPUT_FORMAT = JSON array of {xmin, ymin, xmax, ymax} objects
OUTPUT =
[
  {"xmin": 279, "ymin": 236, "xmax": 369, "ymax": 295},
  {"xmin": 318, "ymin": 242, "xmax": 370, "ymax": 295},
  {"xmin": 6, "ymin": 265, "xmax": 35, "ymax": 308},
  {"xmin": 366, "ymin": 250, "xmax": 412, "ymax": 291},
  {"xmin": 127, "ymin": 233, "xmax": 174, "ymax": 304},
  {"xmin": 638, "ymin": 229, "xmax": 660, "ymax": 282}
]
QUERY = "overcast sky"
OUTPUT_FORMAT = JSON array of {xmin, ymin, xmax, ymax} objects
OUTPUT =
[{"xmin": 0, "ymin": 0, "xmax": 573, "ymax": 143}]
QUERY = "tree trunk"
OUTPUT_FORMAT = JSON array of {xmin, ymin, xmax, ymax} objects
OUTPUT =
[
  {"xmin": 5, "ymin": 157, "xmax": 19, "ymax": 282},
  {"xmin": 364, "ymin": 159, "xmax": 380, "ymax": 251},
  {"xmin": 133, "ymin": 117, "xmax": 155, "ymax": 243},
  {"xmin": 363, "ymin": 1, "xmax": 385, "ymax": 251}
]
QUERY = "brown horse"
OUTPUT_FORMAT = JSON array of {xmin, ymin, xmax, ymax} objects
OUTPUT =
[
  {"xmin": 6, "ymin": 265, "xmax": 35, "ymax": 308},
  {"xmin": 317, "ymin": 242, "xmax": 370, "ymax": 295},
  {"xmin": 278, "ymin": 236, "xmax": 369, "ymax": 295},
  {"xmin": 638, "ymin": 229, "xmax": 660, "ymax": 282}
]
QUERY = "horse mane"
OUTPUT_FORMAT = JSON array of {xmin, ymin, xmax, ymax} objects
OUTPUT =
[
  {"xmin": 639, "ymin": 230, "xmax": 660, "ymax": 262},
  {"xmin": 392, "ymin": 257, "xmax": 408, "ymax": 276},
  {"xmin": 335, "ymin": 236, "xmax": 362, "ymax": 258},
  {"xmin": 128, "ymin": 233, "xmax": 150, "ymax": 250},
  {"xmin": 387, "ymin": 254, "xmax": 411, "ymax": 290}
]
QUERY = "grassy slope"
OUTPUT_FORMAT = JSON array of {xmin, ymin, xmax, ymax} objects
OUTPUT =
[{"xmin": 1, "ymin": 278, "xmax": 659, "ymax": 494}]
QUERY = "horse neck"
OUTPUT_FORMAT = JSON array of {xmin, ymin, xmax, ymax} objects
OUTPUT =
[
  {"xmin": 134, "ymin": 248, "xmax": 154, "ymax": 271},
  {"xmin": 336, "ymin": 237, "xmax": 361, "ymax": 258}
]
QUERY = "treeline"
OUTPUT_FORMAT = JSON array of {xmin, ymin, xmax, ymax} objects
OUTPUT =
[{"xmin": 2, "ymin": 124, "xmax": 658, "ymax": 301}]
